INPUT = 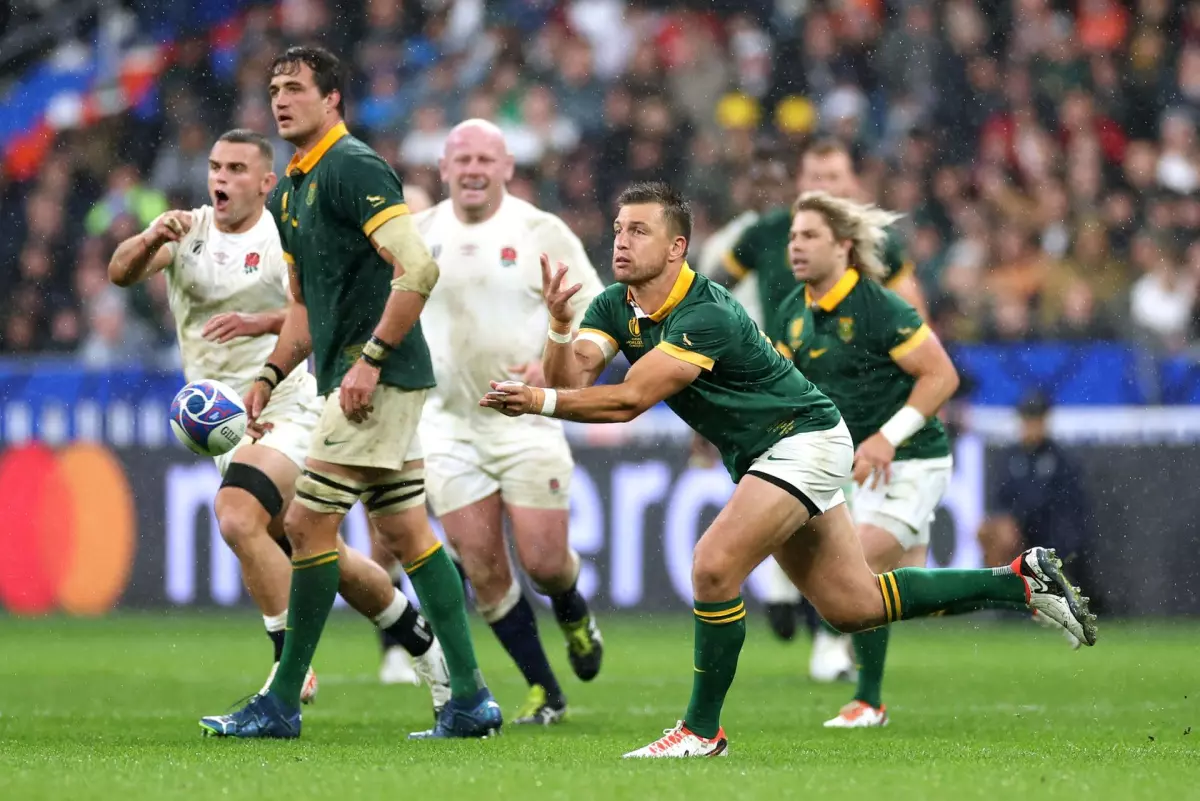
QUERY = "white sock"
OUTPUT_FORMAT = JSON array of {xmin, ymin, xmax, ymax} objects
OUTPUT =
[
  {"xmin": 387, "ymin": 562, "xmax": 405, "ymax": 584},
  {"xmin": 372, "ymin": 589, "xmax": 408, "ymax": 629},
  {"xmin": 263, "ymin": 610, "xmax": 288, "ymax": 633}
]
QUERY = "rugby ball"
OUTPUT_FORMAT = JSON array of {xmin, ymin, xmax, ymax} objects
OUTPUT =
[{"xmin": 169, "ymin": 379, "xmax": 248, "ymax": 457}]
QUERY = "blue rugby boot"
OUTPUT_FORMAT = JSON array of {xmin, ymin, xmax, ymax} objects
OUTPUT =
[
  {"xmin": 200, "ymin": 692, "xmax": 301, "ymax": 739},
  {"xmin": 408, "ymin": 689, "xmax": 503, "ymax": 739}
]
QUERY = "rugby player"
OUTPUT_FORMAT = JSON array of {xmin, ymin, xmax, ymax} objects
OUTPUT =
[
  {"xmin": 414, "ymin": 119, "xmax": 606, "ymax": 725},
  {"xmin": 198, "ymin": 46, "xmax": 498, "ymax": 740},
  {"xmin": 109, "ymin": 129, "xmax": 449, "ymax": 714},
  {"xmin": 481, "ymin": 181, "xmax": 1097, "ymax": 757},
  {"xmin": 719, "ymin": 138, "xmax": 927, "ymax": 678}
]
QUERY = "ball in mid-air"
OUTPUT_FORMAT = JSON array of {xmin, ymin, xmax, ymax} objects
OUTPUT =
[{"xmin": 169, "ymin": 379, "xmax": 247, "ymax": 456}]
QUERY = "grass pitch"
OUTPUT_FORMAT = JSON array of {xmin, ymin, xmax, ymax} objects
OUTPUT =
[{"xmin": 0, "ymin": 612, "xmax": 1196, "ymax": 800}]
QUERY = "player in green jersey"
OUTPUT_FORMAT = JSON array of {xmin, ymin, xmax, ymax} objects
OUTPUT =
[
  {"xmin": 774, "ymin": 191, "xmax": 964, "ymax": 728},
  {"xmin": 480, "ymin": 182, "xmax": 1097, "ymax": 758},
  {"xmin": 718, "ymin": 139, "xmax": 927, "ymax": 664},
  {"xmin": 200, "ymin": 46, "xmax": 500, "ymax": 740}
]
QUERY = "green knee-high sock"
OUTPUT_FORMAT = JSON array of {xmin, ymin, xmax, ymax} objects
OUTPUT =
[
  {"xmin": 939, "ymin": 599, "xmax": 1030, "ymax": 616},
  {"xmin": 818, "ymin": 617, "xmax": 842, "ymax": 636},
  {"xmin": 405, "ymin": 542, "xmax": 484, "ymax": 700},
  {"xmin": 851, "ymin": 626, "xmax": 889, "ymax": 708},
  {"xmin": 877, "ymin": 565, "xmax": 1027, "ymax": 623},
  {"xmin": 270, "ymin": 550, "xmax": 340, "ymax": 707},
  {"xmin": 684, "ymin": 597, "xmax": 747, "ymax": 739}
]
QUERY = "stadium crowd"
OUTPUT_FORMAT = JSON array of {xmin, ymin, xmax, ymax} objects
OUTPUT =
[{"xmin": 1, "ymin": 0, "xmax": 1198, "ymax": 366}]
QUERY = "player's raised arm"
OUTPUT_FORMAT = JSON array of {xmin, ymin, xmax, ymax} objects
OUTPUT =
[
  {"xmin": 541, "ymin": 254, "xmax": 610, "ymax": 389},
  {"xmin": 108, "ymin": 210, "xmax": 192, "ymax": 287}
]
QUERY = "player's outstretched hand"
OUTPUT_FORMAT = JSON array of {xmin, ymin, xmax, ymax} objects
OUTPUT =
[
  {"xmin": 244, "ymin": 380, "xmax": 274, "ymax": 424},
  {"xmin": 853, "ymin": 432, "xmax": 896, "ymax": 489},
  {"xmin": 541, "ymin": 253, "xmax": 582, "ymax": 326},
  {"xmin": 340, "ymin": 360, "xmax": 379, "ymax": 423},
  {"xmin": 202, "ymin": 312, "xmax": 269, "ymax": 343},
  {"xmin": 480, "ymin": 380, "xmax": 536, "ymax": 417},
  {"xmin": 146, "ymin": 210, "xmax": 194, "ymax": 245}
]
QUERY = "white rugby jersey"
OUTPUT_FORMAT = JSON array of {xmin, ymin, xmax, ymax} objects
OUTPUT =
[
  {"xmin": 162, "ymin": 205, "xmax": 310, "ymax": 400},
  {"xmin": 415, "ymin": 194, "xmax": 605, "ymax": 439}
]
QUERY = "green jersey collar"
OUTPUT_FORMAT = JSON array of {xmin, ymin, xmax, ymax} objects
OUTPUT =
[
  {"xmin": 627, "ymin": 261, "xmax": 696, "ymax": 322},
  {"xmin": 287, "ymin": 121, "xmax": 349, "ymax": 176},
  {"xmin": 805, "ymin": 268, "xmax": 859, "ymax": 312}
]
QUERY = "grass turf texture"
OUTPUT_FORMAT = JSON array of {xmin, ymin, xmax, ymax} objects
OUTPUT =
[{"xmin": 0, "ymin": 612, "xmax": 1196, "ymax": 800}]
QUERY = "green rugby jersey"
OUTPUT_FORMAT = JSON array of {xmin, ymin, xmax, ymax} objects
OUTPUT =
[
  {"xmin": 724, "ymin": 207, "xmax": 913, "ymax": 334},
  {"xmin": 578, "ymin": 263, "xmax": 841, "ymax": 481},
  {"xmin": 771, "ymin": 269, "xmax": 949, "ymax": 461},
  {"xmin": 268, "ymin": 122, "xmax": 435, "ymax": 395}
]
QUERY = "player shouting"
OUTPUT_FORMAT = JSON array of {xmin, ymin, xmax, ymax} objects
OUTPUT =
[
  {"xmin": 198, "ymin": 46, "xmax": 498, "ymax": 740},
  {"xmin": 109, "ymin": 128, "xmax": 450, "ymax": 716},
  {"xmin": 481, "ymin": 181, "xmax": 1097, "ymax": 758}
]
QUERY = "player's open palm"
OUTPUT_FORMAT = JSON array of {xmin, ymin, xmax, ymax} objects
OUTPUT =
[
  {"xmin": 147, "ymin": 210, "xmax": 194, "ymax": 245},
  {"xmin": 541, "ymin": 253, "xmax": 581, "ymax": 326},
  {"xmin": 853, "ymin": 432, "xmax": 896, "ymax": 489}
]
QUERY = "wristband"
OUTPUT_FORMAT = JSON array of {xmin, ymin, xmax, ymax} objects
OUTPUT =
[
  {"xmin": 538, "ymin": 388, "xmax": 558, "ymax": 417},
  {"xmin": 361, "ymin": 335, "xmax": 393, "ymax": 368},
  {"xmin": 878, "ymin": 405, "xmax": 925, "ymax": 447},
  {"xmin": 547, "ymin": 326, "xmax": 573, "ymax": 344},
  {"xmin": 255, "ymin": 363, "xmax": 285, "ymax": 389}
]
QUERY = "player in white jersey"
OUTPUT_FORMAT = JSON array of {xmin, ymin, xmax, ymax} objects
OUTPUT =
[
  {"xmin": 412, "ymin": 119, "xmax": 605, "ymax": 725},
  {"xmin": 108, "ymin": 129, "xmax": 450, "ymax": 714}
]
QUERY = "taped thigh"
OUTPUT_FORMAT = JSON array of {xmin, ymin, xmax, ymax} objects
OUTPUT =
[
  {"xmin": 295, "ymin": 468, "xmax": 366, "ymax": 515},
  {"xmin": 362, "ymin": 465, "xmax": 427, "ymax": 518},
  {"xmin": 220, "ymin": 462, "xmax": 285, "ymax": 518}
]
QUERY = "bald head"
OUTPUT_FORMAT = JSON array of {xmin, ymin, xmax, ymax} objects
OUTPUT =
[{"xmin": 440, "ymin": 118, "xmax": 515, "ymax": 223}]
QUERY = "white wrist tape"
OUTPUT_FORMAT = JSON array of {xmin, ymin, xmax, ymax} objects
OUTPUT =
[
  {"xmin": 538, "ymin": 388, "xmax": 558, "ymax": 417},
  {"xmin": 879, "ymin": 405, "xmax": 925, "ymax": 447},
  {"xmin": 547, "ymin": 327, "xmax": 572, "ymax": 344}
]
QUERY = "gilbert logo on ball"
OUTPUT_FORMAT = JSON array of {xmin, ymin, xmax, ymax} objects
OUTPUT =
[{"xmin": 169, "ymin": 379, "xmax": 248, "ymax": 457}]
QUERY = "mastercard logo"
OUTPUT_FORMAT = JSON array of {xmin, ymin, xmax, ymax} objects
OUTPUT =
[{"xmin": 0, "ymin": 443, "xmax": 136, "ymax": 615}]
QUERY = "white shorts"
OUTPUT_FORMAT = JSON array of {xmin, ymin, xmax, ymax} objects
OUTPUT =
[
  {"xmin": 745, "ymin": 418, "xmax": 854, "ymax": 515},
  {"xmin": 850, "ymin": 454, "xmax": 953, "ymax": 550},
  {"xmin": 214, "ymin": 376, "xmax": 321, "ymax": 476},
  {"xmin": 424, "ymin": 429, "xmax": 574, "ymax": 517},
  {"xmin": 307, "ymin": 385, "xmax": 426, "ymax": 471}
]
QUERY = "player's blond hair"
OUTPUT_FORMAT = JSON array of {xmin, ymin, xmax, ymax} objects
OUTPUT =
[{"xmin": 791, "ymin": 191, "xmax": 903, "ymax": 282}]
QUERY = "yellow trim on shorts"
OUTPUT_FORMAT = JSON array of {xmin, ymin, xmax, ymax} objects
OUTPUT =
[
  {"xmin": 404, "ymin": 541, "xmax": 444, "ymax": 574},
  {"xmin": 362, "ymin": 203, "xmax": 410, "ymax": 237},
  {"xmin": 889, "ymin": 323, "xmax": 931, "ymax": 361},
  {"xmin": 656, "ymin": 341, "xmax": 714, "ymax": 371}
]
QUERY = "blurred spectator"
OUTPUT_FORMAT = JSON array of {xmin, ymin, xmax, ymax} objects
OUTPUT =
[
  {"xmin": 77, "ymin": 290, "xmax": 155, "ymax": 368},
  {"xmin": 1130, "ymin": 234, "xmax": 1195, "ymax": 351},
  {"xmin": 977, "ymin": 392, "xmax": 1096, "ymax": 594}
]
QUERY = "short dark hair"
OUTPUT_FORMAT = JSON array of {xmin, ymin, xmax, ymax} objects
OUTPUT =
[
  {"xmin": 802, "ymin": 137, "xmax": 857, "ymax": 169},
  {"xmin": 269, "ymin": 45, "xmax": 345, "ymax": 116},
  {"xmin": 216, "ymin": 129, "xmax": 275, "ymax": 165},
  {"xmin": 616, "ymin": 181, "xmax": 692, "ymax": 244}
]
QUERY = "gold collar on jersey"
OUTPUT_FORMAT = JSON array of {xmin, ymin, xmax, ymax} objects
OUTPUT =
[
  {"xmin": 287, "ymin": 122, "xmax": 349, "ymax": 176},
  {"xmin": 627, "ymin": 261, "xmax": 696, "ymax": 321},
  {"xmin": 806, "ymin": 267, "xmax": 859, "ymax": 312}
]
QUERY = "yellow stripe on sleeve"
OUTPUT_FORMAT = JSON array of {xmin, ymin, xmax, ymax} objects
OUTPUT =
[
  {"xmin": 656, "ymin": 341, "xmax": 715, "ymax": 371},
  {"xmin": 362, "ymin": 203, "xmax": 410, "ymax": 237},
  {"xmin": 889, "ymin": 323, "xmax": 931, "ymax": 361},
  {"xmin": 722, "ymin": 251, "xmax": 749, "ymax": 280}
]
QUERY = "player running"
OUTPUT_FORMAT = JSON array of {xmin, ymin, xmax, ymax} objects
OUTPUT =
[
  {"xmin": 772, "ymin": 191, "xmax": 962, "ymax": 728},
  {"xmin": 414, "ymin": 119, "xmax": 606, "ymax": 725},
  {"xmin": 718, "ymin": 138, "xmax": 927, "ymax": 679},
  {"xmin": 481, "ymin": 181, "xmax": 1097, "ymax": 758},
  {"xmin": 108, "ymin": 128, "xmax": 450, "ymax": 714},
  {"xmin": 198, "ymin": 46, "xmax": 499, "ymax": 740}
]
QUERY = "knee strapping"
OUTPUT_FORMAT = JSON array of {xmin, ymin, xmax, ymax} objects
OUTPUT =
[
  {"xmin": 363, "ymin": 466, "xmax": 426, "ymax": 518},
  {"xmin": 476, "ymin": 575, "xmax": 522, "ymax": 623},
  {"xmin": 295, "ymin": 468, "xmax": 366, "ymax": 515}
]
